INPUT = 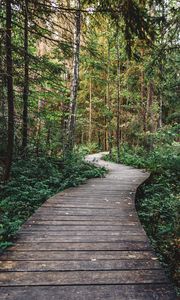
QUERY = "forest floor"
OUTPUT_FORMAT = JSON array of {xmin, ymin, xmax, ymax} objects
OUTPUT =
[{"xmin": 0, "ymin": 153, "xmax": 176, "ymax": 300}]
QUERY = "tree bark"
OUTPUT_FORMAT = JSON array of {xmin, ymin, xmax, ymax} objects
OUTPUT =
[
  {"xmin": 88, "ymin": 77, "xmax": 92, "ymax": 143},
  {"xmin": 4, "ymin": 0, "xmax": 14, "ymax": 181},
  {"xmin": 116, "ymin": 37, "xmax": 121, "ymax": 163},
  {"xmin": 140, "ymin": 49, "xmax": 147, "ymax": 133},
  {"xmin": 159, "ymin": 94, "xmax": 163, "ymax": 128},
  {"xmin": 107, "ymin": 40, "xmax": 112, "ymax": 159},
  {"xmin": 67, "ymin": 0, "xmax": 81, "ymax": 151},
  {"xmin": 141, "ymin": 69, "xmax": 147, "ymax": 132},
  {"xmin": 147, "ymin": 80, "xmax": 154, "ymax": 133},
  {"xmin": 22, "ymin": 0, "xmax": 29, "ymax": 156}
]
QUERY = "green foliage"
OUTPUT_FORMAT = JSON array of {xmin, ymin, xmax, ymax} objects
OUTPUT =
[
  {"xmin": 77, "ymin": 143, "xmax": 101, "ymax": 156},
  {"xmin": 0, "ymin": 155, "xmax": 106, "ymax": 249}
]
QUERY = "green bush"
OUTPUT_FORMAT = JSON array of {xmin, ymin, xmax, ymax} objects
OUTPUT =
[{"xmin": 77, "ymin": 143, "xmax": 101, "ymax": 156}]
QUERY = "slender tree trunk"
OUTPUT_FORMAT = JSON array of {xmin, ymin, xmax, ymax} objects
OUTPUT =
[
  {"xmin": 147, "ymin": 80, "xmax": 154, "ymax": 133},
  {"xmin": 140, "ymin": 49, "xmax": 147, "ymax": 133},
  {"xmin": 116, "ymin": 36, "xmax": 121, "ymax": 163},
  {"xmin": 104, "ymin": 95, "xmax": 108, "ymax": 151},
  {"xmin": 158, "ymin": 3, "xmax": 165, "ymax": 129},
  {"xmin": 159, "ymin": 94, "xmax": 163, "ymax": 128},
  {"xmin": 98, "ymin": 131, "xmax": 101, "ymax": 149},
  {"xmin": 46, "ymin": 125, "xmax": 51, "ymax": 154},
  {"xmin": 67, "ymin": 0, "xmax": 81, "ymax": 151},
  {"xmin": 107, "ymin": 41, "xmax": 112, "ymax": 159},
  {"xmin": 0, "ymin": 35, "xmax": 7, "ymax": 175},
  {"xmin": 4, "ymin": 0, "xmax": 14, "ymax": 181},
  {"xmin": 22, "ymin": 0, "xmax": 29, "ymax": 156},
  {"xmin": 141, "ymin": 69, "xmax": 147, "ymax": 132},
  {"xmin": 0, "ymin": 36, "xmax": 6, "ymax": 132},
  {"xmin": 35, "ymin": 99, "xmax": 42, "ymax": 157},
  {"xmin": 88, "ymin": 77, "xmax": 92, "ymax": 143}
]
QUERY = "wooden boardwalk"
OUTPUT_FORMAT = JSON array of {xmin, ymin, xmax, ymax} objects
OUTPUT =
[{"xmin": 0, "ymin": 153, "xmax": 176, "ymax": 299}]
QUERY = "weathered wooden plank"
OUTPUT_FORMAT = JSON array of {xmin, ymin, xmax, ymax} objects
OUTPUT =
[
  {"xmin": 20, "ymin": 225, "xmax": 143, "ymax": 232},
  {"xmin": 0, "ymin": 259, "xmax": 161, "ymax": 271},
  {"xmin": 29, "ymin": 214, "xmax": 138, "ymax": 221},
  {"xmin": 18, "ymin": 231, "xmax": 145, "ymax": 237},
  {"xmin": 1, "ymin": 250, "xmax": 156, "ymax": 261},
  {"xmin": 43, "ymin": 204, "xmax": 135, "ymax": 208},
  {"xmin": 12, "ymin": 235, "xmax": 148, "ymax": 243},
  {"xmin": 0, "ymin": 270, "xmax": 168, "ymax": 286},
  {"xmin": 25, "ymin": 218, "xmax": 140, "ymax": 227},
  {"xmin": 32, "ymin": 210, "xmax": 136, "ymax": 217},
  {"xmin": 0, "ymin": 284, "xmax": 176, "ymax": 300},
  {"xmin": 7, "ymin": 241, "xmax": 151, "ymax": 251},
  {"xmin": 38, "ymin": 207, "xmax": 135, "ymax": 213}
]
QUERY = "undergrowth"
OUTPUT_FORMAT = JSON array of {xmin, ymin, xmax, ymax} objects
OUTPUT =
[
  {"xmin": 0, "ymin": 153, "xmax": 106, "ymax": 250},
  {"xmin": 104, "ymin": 125, "xmax": 180, "ymax": 293}
]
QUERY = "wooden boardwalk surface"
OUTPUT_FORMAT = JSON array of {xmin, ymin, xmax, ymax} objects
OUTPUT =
[{"xmin": 0, "ymin": 153, "xmax": 176, "ymax": 299}]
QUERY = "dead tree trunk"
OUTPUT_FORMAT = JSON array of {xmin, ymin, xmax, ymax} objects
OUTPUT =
[{"xmin": 4, "ymin": 0, "xmax": 14, "ymax": 181}]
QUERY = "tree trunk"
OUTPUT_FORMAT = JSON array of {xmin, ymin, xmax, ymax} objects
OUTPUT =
[
  {"xmin": 88, "ymin": 77, "xmax": 92, "ymax": 143},
  {"xmin": 107, "ymin": 40, "xmax": 112, "ymax": 159},
  {"xmin": 141, "ymin": 69, "xmax": 147, "ymax": 132},
  {"xmin": 67, "ymin": 0, "xmax": 81, "ymax": 151},
  {"xmin": 116, "ymin": 36, "xmax": 121, "ymax": 163},
  {"xmin": 22, "ymin": 0, "xmax": 29, "ymax": 156},
  {"xmin": 147, "ymin": 80, "xmax": 154, "ymax": 133},
  {"xmin": 140, "ymin": 49, "xmax": 147, "ymax": 133},
  {"xmin": 4, "ymin": 0, "xmax": 14, "ymax": 181},
  {"xmin": 159, "ymin": 94, "xmax": 163, "ymax": 128},
  {"xmin": 104, "ymin": 95, "xmax": 108, "ymax": 151}
]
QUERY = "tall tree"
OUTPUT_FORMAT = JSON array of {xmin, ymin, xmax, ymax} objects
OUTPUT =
[
  {"xmin": 4, "ymin": 0, "xmax": 14, "ymax": 181},
  {"xmin": 22, "ymin": 0, "xmax": 29, "ymax": 155},
  {"xmin": 67, "ymin": 0, "xmax": 81, "ymax": 151},
  {"xmin": 88, "ymin": 76, "xmax": 92, "ymax": 143},
  {"xmin": 116, "ymin": 34, "xmax": 121, "ymax": 162}
]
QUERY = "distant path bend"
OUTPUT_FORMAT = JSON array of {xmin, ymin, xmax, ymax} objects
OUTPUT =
[{"xmin": 0, "ymin": 153, "xmax": 176, "ymax": 299}]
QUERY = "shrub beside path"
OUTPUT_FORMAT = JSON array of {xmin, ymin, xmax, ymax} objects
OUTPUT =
[{"xmin": 0, "ymin": 153, "xmax": 176, "ymax": 299}]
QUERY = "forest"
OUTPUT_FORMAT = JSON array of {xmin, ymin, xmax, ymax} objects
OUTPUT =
[{"xmin": 0, "ymin": 0, "xmax": 179, "ymax": 294}]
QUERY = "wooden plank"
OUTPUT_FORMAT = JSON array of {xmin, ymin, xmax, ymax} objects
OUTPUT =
[
  {"xmin": 20, "ymin": 225, "xmax": 143, "ymax": 231},
  {"xmin": 1, "ymin": 250, "xmax": 157, "ymax": 261},
  {"xmin": 0, "ymin": 284, "xmax": 176, "ymax": 300},
  {"xmin": 25, "ymin": 218, "xmax": 140, "ymax": 227},
  {"xmin": 14, "ymin": 235, "xmax": 148, "ymax": 243},
  {"xmin": 18, "ymin": 231, "xmax": 145, "ymax": 237},
  {"xmin": 7, "ymin": 241, "xmax": 151, "ymax": 251},
  {"xmin": 29, "ymin": 215, "xmax": 138, "ymax": 221},
  {"xmin": 32, "ymin": 210, "xmax": 136, "ymax": 216},
  {"xmin": 0, "ymin": 259, "xmax": 161, "ymax": 271},
  {"xmin": 0, "ymin": 270, "xmax": 168, "ymax": 286},
  {"xmin": 43, "ymin": 204, "xmax": 135, "ymax": 208}
]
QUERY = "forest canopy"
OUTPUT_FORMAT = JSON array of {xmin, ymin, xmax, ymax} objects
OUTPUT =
[{"xmin": 0, "ymin": 0, "xmax": 179, "ymax": 178}]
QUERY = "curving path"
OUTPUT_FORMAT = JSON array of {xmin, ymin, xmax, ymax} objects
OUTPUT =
[{"xmin": 0, "ymin": 153, "xmax": 176, "ymax": 299}]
